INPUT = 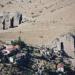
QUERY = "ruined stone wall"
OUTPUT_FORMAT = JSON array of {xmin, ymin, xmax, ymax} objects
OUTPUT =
[
  {"xmin": 0, "ymin": 12, "xmax": 23, "ymax": 30},
  {"xmin": 51, "ymin": 33, "xmax": 75, "ymax": 58},
  {"xmin": 0, "ymin": 13, "xmax": 3, "ymax": 29},
  {"xmin": 60, "ymin": 34, "xmax": 75, "ymax": 58},
  {"xmin": 51, "ymin": 38, "xmax": 61, "ymax": 53}
]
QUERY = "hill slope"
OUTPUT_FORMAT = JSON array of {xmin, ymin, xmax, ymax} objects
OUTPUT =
[{"xmin": 0, "ymin": 0, "xmax": 75, "ymax": 46}]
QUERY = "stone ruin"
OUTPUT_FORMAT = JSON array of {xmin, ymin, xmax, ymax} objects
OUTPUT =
[
  {"xmin": 51, "ymin": 33, "xmax": 75, "ymax": 66},
  {"xmin": 50, "ymin": 33, "xmax": 75, "ymax": 66},
  {"xmin": 51, "ymin": 33, "xmax": 75, "ymax": 58},
  {"xmin": 0, "ymin": 12, "xmax": 23, "ymax": 30}
]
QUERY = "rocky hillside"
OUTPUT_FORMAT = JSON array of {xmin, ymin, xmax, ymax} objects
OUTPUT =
[{"xmin": 0, "ymin": 0, "xmax": 75, "ymax": 46}]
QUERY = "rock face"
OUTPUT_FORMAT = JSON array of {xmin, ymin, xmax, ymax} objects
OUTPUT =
[
  {"xmin": 0, "ymin": 12, "xmax": 22, "ymax": 30},
  {"xmin": 51, "ymin": 33, "xmax": 75, "ymax": 58}
]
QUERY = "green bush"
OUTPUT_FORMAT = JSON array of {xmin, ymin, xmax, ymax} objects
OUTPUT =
[{"xmin": 11, "ymin": 37, "xmax": 27, "ymax": 49}]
